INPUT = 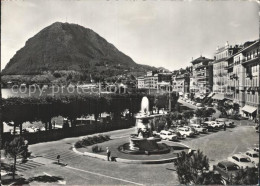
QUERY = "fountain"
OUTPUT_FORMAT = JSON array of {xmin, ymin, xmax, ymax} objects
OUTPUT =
[{"xmin": 119, "ymin": 97, "xmax": 170, "ymax": 154}]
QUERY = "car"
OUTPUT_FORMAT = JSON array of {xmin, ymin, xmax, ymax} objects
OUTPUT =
[
  {"xmin": 152, "ymin": 131, "xmax": 160, "ymax": 137},
  {"xmin": 202, "ymin": 121, "xmax": 219, "ymax": 130},
  {"xmin": 182, "ymin": 126, "xmax": 200, "ymax": 135},
  {"xmin": 253, "ymin": 147, "xmax": 259, "ymax": 152},
  {"xmin": 213, "ymin": 161, "xmax": 240, "ymax": 183},
  {"xmin": 159, "ymin": 130, "xmax": 178, "ymax": 141},
  {"xmin": 190, "ymin": 124, "xmax": 208, "ymax": 133},
  {"xmin": 168, "ymin": 129, "xmax": 186, "ymax": 139},
  {"xmin": 216, "ymin": 118, "xmax": 235, "ymax": 128},
  {"xmin": 176, "ymin": 127, "xmax": 195, "ymax": 137},
  {"xmin": 245, "ymin": 150, "xmax": 259, "ymax": 166},
  {"xmin": 227, "ymin": 154, "xmax": 255, "ymax": 168}
]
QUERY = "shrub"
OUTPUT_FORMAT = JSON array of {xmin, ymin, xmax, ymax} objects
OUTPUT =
[
  {"xmin": 92, "ymin": 135, "xmax": 104, "ymax": 143},
  {"xmin": 98, "ymin": 134, "xmax": 108, "ymax": 142},
  {"xmin": 75, "ymin": 140, "xmax": 83, "ymax": 148},
  {"xmin": 104, "ymin": 135, "xmax": 110, "ymax": 141},
  {"xmin": 82, "ymin": 137, "xmax": 92, "ymax": 146}
]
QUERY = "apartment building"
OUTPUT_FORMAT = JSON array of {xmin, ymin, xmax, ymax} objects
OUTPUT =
[
  {"xmin": 190, "ymin": 56, "xmax": 214, "ymax": 99},
  {"xmin": 172, "ymin": 69, "xmax": 190, "ymax": 96},
  {"xmin": 225, "ymin": 40, "xmax": 259, "ymax": 120},
  {"xmin": 137, "ymin": 71, "xmax": 172, "ymax": 90},
  {"xmin": 137, "ymin": 76, "xmax": 145, "ymax": 89},
  {"xmin": 212, "ymin": 42, "xmax": 241, "ymax": 101}
]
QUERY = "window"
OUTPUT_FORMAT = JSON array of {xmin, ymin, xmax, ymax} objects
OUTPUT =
[
  {"xmin": 232, "ymin": 156, "xmax": 238, "ymax": 161},
  {"xmin": 218, "ymin": 164, "xmax": 226, "ymax": 170},
  {"xmin": 240, "ymin": 158, "xmax": 250, "ymax": 162},
  {"xmin": 227, "ymin": 165, "xmax": 239, "ymax": 171}
]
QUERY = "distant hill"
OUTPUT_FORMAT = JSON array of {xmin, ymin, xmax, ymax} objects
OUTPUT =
[{"xmin": 2, "ymin": 22, "xmax": 158, "ymax": 82}]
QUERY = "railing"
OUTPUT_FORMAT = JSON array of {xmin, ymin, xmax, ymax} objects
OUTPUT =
[{"xmin": 242, "ymin": 54, "xmax": 259, "ymax": 63}]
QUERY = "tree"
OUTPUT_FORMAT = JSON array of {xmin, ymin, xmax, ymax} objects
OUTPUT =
[
  {"xmin": 4, "ymin": 136, "xmax": 30, "ymax": 180},
  {"xmin": 195, "ymin": 108, "xmax": 205, "ymax": 124},
  {"xmin": 182, "ymin": 110, "xmax": 194, "ymax": 124},
  {"xmin": 154, "ymin": 95, "xmax": 168, "ymax": 113},
  {"xmin": 170, "ymin": 112, "xmax": 182, "ymax": 123},
  {"xmin": 175, "ymin": 150, "xmax": 211, "ymax": 184},
  {"xmin": 230, "ymin": 167, "xmax": 258, "ymax": 185}
]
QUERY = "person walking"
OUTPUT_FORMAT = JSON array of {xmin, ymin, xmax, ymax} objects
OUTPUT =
[
  {"xmin": 223, "ymin": 123, "xmax": 226, "ymax": 131},
  {"xmin": 106, "ymin": 147, "xmax": 111, "ymax": 161}
]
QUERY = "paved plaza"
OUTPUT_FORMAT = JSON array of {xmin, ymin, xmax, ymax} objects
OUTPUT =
[{"xmin": 7, "ymin": 117, "xmax": 255, "ymax": 185}]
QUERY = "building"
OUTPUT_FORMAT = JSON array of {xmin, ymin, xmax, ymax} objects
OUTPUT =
[
  {"xmin": 137, "ymin": 76, "xmax": 145, "ymax": 89},
  {"xmin": 190, "ymin": 56, "xmax": 214, "ymax": 99},
  {"xmin": 212, "ymin": 42, "xmax": 241, "ymax": 101},
  {"xmin": 137, "ymin": 71, "xmax": 172, "ymax": 90},
  {"xmin": 172, "ymin": 69, "xmax": 190, "ymax": 97},
  {"xmin": 144, "ymin": 71, "xmax": 158, "ymax": 89},
  {"xmin": 226, "ymin": 40, "xmax": 259, "ymax": 120}
]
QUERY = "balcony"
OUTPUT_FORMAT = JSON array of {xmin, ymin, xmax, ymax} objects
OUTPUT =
[
  {"xmin": 242, "ymin": 53, "xmax": 259, "ymax": 64},
  {"xmin": 225, "ymin": 63, "xmax": 234, "ymax": 69}
]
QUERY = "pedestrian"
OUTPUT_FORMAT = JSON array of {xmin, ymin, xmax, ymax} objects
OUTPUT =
[
  {"xmin": 106, "ymin": 147, "xmax": 111, "ymax": 161},
  {"xmin": 52, "ymin": 121, "xmax": 56, "ymax": 129},
  {"xmin": 224, "ymin": 123, "xmax": 226, "ymax": 131}
]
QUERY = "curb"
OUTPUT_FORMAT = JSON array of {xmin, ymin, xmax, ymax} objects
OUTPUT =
[{"xmin": 72, "ymin": 144, "xmax": 179, "ymax": 164}]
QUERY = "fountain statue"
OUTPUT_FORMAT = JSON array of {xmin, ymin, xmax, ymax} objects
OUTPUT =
[{"xmin": 119, "ymin": 96, "xmax": 170, "ymax": 154}]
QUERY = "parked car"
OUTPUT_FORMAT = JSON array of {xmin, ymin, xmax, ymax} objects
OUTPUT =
[
  {"xmin": 190, "ymin": 124, "xmax": 208, "ymax": 133},
  {"xmin": 159, "ymin": 130, "xmax": 178, "ymax": 141},
  {"xmin": 177, "ymin": 127, "xmax": 195, "ymax": 137},
  {"xmin": 202, "ymin": 121, "xmax": 219, "ymax": 130},
  {"xmin": 182, "ymin": 126, "xmax": 200, "ymax": 135},
  {"xmin": 245, "ymin": 150, "xmax": 259, "ymax": 166},
  {"xmin": 168, "ymin": 129, "xmax": 186, "ymax": 139},
  {"xmin": 253, "ymin": 147, "xmax": 259, "ymax": 152},
  {"xmin": 153, "ymin": 131, "xmax": 160, "ymax": 137},
  {"xmin": 216, "ymin": 118, "xmax": 235, "ymax": 127},
  {"xmin": 213, "ymin": 161, "xmax": 240, "ymax": 183},
  {"xmin": 227, "ymin": 154, "xmax": 255, "ymax": 168}
]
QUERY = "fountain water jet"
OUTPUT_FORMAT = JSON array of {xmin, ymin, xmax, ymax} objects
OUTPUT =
[{"xmin": 119, "ymin": 96, "xmax": 170, "ymax": 154}]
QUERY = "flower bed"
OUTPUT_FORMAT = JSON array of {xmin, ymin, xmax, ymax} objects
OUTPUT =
[{"xmin": 75, "ymin": 134, "xmax": 110, "ymax": 149}]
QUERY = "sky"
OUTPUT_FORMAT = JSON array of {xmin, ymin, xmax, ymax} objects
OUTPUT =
[{"xmin": 1, "ymin": 0, "xmax": 259, "ymax": 71}]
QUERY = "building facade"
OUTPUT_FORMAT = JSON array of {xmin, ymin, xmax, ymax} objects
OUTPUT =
[
  {"xmin": 137, "ymin": 76, "xmax": 145, "ymax": 89},
  {"xmin": 225, "ymin": 40, "xmax": 259, "ymax": 120},
  {"xmin": 172, "ymin": 69, "xmax": 190, "ymax": 96},
  {"xmin": 137, "ymin": 71, "xmax": 172, "ymax": 90},
  {"xmin": 190, "ymin": 56, "xmax": 214, "ymax": 99},
  {"xmin": 212, "ymin": 42, "xmax": 241, "ymax": 101}
]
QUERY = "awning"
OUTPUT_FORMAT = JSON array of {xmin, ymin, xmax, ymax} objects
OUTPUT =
[
  {"xmin": 242, "ymin": 105, "xmax": 257, "ymax": 114},
  {"xmin": 212, "ymin": 94, "xmax": 225, "ymax": 100},
  {"xmin": 207, "ymin": 92, "xmax": 215, "ymax": 98}
]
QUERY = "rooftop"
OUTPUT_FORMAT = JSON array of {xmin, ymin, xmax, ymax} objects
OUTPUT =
[{"xmin": 191, "ymin": 56, "xmax": 213, "ymax": 65}]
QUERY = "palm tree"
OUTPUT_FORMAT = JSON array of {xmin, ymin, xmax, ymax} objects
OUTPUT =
[
  {"xmin": 174, "ymin": 149, "xmax": 210, "ymax": 184},
  {"xmin": 230, "ymin": 167, "xmax": 258, "ymax": 185},
  {"xmin": 4, "ymin": 136, "xmax": 29, "ymax": 180}
]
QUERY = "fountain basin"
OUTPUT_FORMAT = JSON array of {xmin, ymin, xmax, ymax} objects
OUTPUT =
[{"xmin": 118, "ymin": 136, "xmax": 170, "ymax": 155}]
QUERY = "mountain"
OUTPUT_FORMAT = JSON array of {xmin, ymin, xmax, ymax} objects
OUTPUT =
[{"xmin": 2, "ymin": 22, "xmax": 157, "ymax": 81}]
